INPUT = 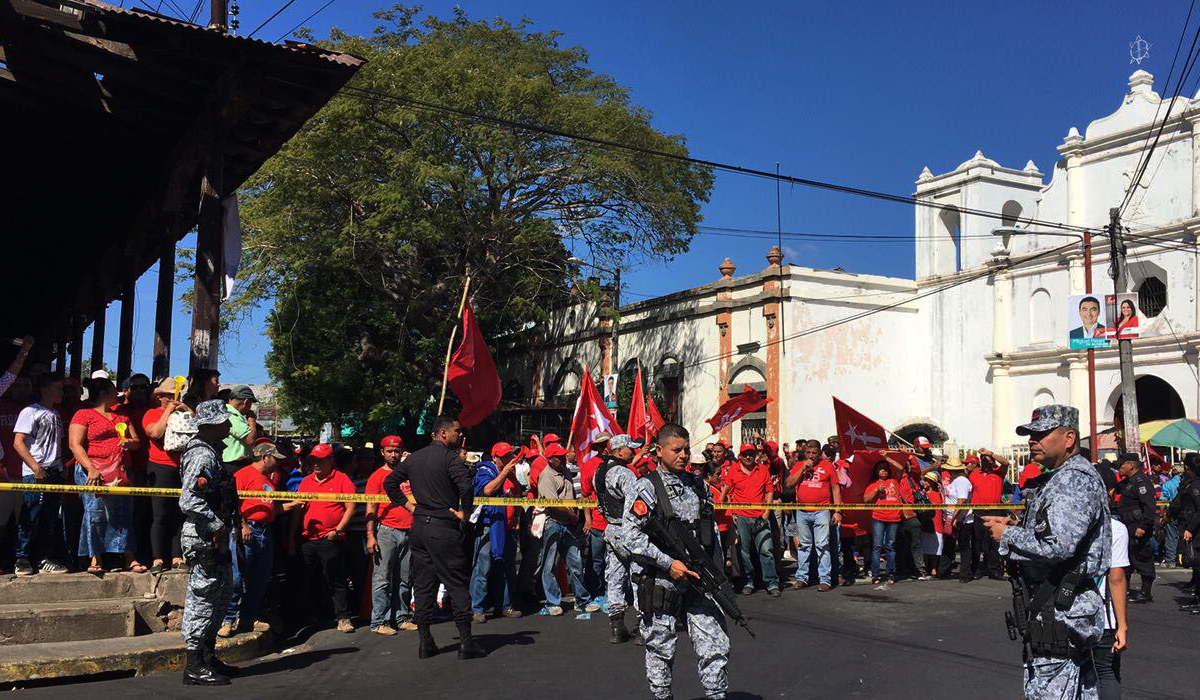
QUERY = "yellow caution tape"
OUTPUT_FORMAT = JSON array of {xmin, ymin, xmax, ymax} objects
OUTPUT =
[{"xmin": 0, "ymin": 482, "xmax": 1168, "ymax": 511}]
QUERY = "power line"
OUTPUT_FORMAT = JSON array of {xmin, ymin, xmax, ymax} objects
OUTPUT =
[
  {"xmin": 333, "ymin": 83, "xmax": 1097, "ymax": 237},
  {"xmin": 275, "ymin": 0, "xmax": 338, "ymax": 43},
  {"xmin": 248, "ymin": 0, "xmax": 301, "ymax": 38},
  {"xmin": 696, "ymin": 224, "xmax": 1001, "ymax": 242}
]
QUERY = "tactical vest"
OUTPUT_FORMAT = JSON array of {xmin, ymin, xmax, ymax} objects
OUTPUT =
[
  {"xmin": 594, "ymin": 457, "xmax": 631, "ymax": 523},
  {"xmin": 646, "ymin": 469, "xmax": 716, "ymax": 557}
]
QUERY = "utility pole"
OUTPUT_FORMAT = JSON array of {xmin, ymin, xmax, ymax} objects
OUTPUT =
[
  {"xmin": 209, "ymin": 0, "xmax": 228, "ymax": 32},
  {"xmin": 1108, "ymin": 207, "xmax": 1140, "ymax": 450}
]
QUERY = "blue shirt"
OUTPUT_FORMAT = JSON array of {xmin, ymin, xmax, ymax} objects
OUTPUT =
[{"xmin": 1162, "ymin": 474, "xmax": 1181, "ymax": 502}]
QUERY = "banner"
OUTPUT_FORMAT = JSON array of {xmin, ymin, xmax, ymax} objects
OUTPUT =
[
  {"xmin": 1068, "ymin": 294, "xmax": 1108, "ymax": 349},
  {"xmin": 447, "ymin": 302, "xmax": 502, "ymax": 427},
  {"xmin": 832, "ymin": 397, "xmax": 887, "ymax": 457},
  {"xmin": 705, "ymin": 386, "xmax": 770, "ymax": 434},
  {"xmin": 646, "ymin": 389, "xmax": 666, "ymax": 436}
]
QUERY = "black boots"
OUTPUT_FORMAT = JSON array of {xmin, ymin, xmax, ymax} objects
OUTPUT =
[
  {"xmin": 610, "ymin": 613, "xmax": 632, "ymax": 644},
  {"xmin": 456, "ymin": 620, "xmax": 487, "ymax": 659},
  {"xmin": 182, "ymin": 649, "xmax": 230, "ymax": 686},
  {"xmin": 418, "ymin": 623, "xmax": 439, "ymax": 658},
  {"xmin": 1130, "ymin": 579, "xmax": 1155, "ymax": 604},
  {"xmin": 204, "ymin": 643, "xmax": 240, "ymax": 677}
]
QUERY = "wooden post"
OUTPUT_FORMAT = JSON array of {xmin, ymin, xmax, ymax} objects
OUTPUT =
[
  {"xmin": 69, "ymin": 315, "xmax": 83, "ymax": 382},
  {"xmin": 437, "ymin": 277, "xmax": 472, "ymax": 415},
  {"xmin": 191, "ymin": 152, "xmax": 224, "ymax": 373},
  {"xmin": 117, "ymin": 270, "xmax": 135, "ymax": 386},
  {"xmin": 55, "ymin": 315, "xmax": 68, "ymax": 374},
  {"xmin": 90, "ymin": 302, "xmax": 106, "ymax": 374},
  {"xmin": 153, "ymin": 241, "xmax": 175, "ymax": 381}
]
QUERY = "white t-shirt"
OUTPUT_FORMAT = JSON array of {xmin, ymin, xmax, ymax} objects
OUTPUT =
[
  {"xmin": 1102, "ymin": 517, "xmax": 1130, "ymax": 630},
  {"xmin": 948, "ymin": 475, "xmax": 974, "ymax": 524},
  {"xmin": 13, "ymin": 402, "xmax": 63, "ymax": 475}
]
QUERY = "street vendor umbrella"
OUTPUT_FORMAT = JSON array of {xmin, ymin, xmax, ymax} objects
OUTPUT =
[{"xmin": 1141, "ymin": 418, "xmax": 1200, "ymax": 450}]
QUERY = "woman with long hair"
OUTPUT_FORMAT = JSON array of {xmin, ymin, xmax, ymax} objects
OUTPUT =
[
  {"xmin": 69, "ymin": 377, "xmax": 146, "ymax": 574},
  {"xmin": 1115, "ymin": 298, "xmax": 1139, "ymax": 339},
  {"xmin": 183, "ymin": 368, "xmax": 221, "ymax": 410},
  {"xmin": 865, "ymin": 458, "xmax": 902, "ymax": 585}
]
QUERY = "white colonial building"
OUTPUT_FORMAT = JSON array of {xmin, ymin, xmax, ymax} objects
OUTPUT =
[{"xmin": 501, "ymin": 71, "xmax": 1200, "ymax": 453}]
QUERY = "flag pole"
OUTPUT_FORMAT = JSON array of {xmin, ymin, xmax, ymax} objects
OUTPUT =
[{"xmin": 438, "ymin": 276, "xmax": 472, "ymax": 415}]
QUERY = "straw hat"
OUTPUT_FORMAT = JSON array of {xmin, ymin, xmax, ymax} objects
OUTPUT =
[{"xmin": 942, "ymin": 452, "xmax": 966, "ymax": 470}]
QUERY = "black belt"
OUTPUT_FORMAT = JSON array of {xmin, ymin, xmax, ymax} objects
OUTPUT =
[{"xmin": 415, "ymin": 515, "xmax": 460, "ymax": 530}]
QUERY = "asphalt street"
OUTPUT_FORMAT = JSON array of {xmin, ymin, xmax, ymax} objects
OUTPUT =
[{"xmin": 14, "ymin": 568, "xmax": 1197, "ymax": 700}]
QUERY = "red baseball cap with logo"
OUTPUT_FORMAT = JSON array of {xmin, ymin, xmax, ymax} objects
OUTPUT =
[
  {"xmin": 380, "ymin": 435, "xmax": 403, "ymax": 448},
  {"xmin": 738, "ymin": 443, "xmax": 757, "ymax": 455},
  {"xmin": 492, "ymin": 442, "xmax": 515, "ymax": 459},
  {"xmin": 915, "ymin": 436, "xmax": 932, "ymax": 449},
  {"xmin": 310, "ymin": 443, "xmax": 334, "ymax": 460}
]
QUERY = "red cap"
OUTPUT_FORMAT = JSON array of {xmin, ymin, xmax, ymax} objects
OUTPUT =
[
  {"xmin": 738, "ymin": 443, "xmax": 757, "ymax": 455},
  {"xmin": 253, "ymin": 436, "xmax": 273, "ymax": 446},
  {"xmin": 915, "ymin": 436, "xmax": 932, "ymax": 449},
  {"xmin": 543, "ymin": 443, "xmax": 568, "ymax": 459},
  {"xmin": 380, "ymin": 435, "xmax": 403, "ymax": 448},
  {"xmin": 716, "ymin": 440, "xmax": 731, "ymax": 449},
  {"xmin": 310, "ymin": 443, "xmax": 334, "ymax": 460},
  {"xmin": 492, "ymin": 442, "xmax": 515, "ymax": 459},
  {"xmin": 542, "ymin": 433, "xmax": 563, "ymax": 445},
  {"xmin": 964, "ymin": 455, "xmax": 980, "ymax": 464}
]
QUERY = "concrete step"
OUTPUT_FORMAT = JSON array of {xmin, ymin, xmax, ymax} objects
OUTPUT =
[
  {"xmin": 0, "ymin": 629, "xmax": 273, "ymax": 684},
  {"xmin": 0, "ymin": 598, "xmax": 168, "ymax": 646},
  {"xmin": 0, "ymin": 572, "xmax": 157, "ymax": 605}
]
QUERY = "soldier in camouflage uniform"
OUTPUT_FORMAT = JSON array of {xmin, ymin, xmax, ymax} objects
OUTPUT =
[
  {"xmin": 982, "ymin": 405, "xmax": 1110, "ymax": 700},
  {"xmin": 595, "ymin": 434, "xmax": 644, "ymax": 644},
  {"xmin": 617, "ymin": 424, "xmax": 730, "ymax": 700},
  {"xmin": 178, "ymin": 399, "xmax": 239, "ymax": 686}
]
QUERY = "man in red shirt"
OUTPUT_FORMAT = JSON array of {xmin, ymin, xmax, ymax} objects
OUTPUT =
[
  {"xmin": 366, "ymin": 435, "xmax": 417, "ymax": 635},
  {"xmin": 968, "ymin": 452, "xmax": 1006, "ymax": 580},
  {"xmin": 785, "ymin": 439, "xmax": 842, "ymax": 590},
  {"xmin": 724, "ymin": 444, "xmax": 779, "ymax": 596},
  {"xmin": 221, "ymin": 443, "xmax": 291, "ymax": 637},
  {"xmin": 578, "ymin": 433, "xmax": 611, "ymax": 605},
  {"xmin": 710, "ymin": 440, "xmax": 735, "ymax": 481},
  {"xmin": 289, "ymin": 443, "xmax": 357, "ymax": 632}
]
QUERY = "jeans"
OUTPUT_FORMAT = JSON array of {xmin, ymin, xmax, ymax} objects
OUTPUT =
[
  {"xmin": 16, "ymin": 470, "xmax": 64, "ymax": 564},
  {"xmin": 735, "ymin": 515, "xmax": 779, "ymax": 590},
  {"xmin": 795, "ymin": 510, "xmax": 832, "ymax": 585},
  {"xmin": 370, "ymin": 525, "xmax": 412, "ymax": 628},
  {"xmin": 586, "ymin": 529, "xmax": 606, "ymax": 599},
  {"xmin": 540, "ymin": 519, "xmax": 590, "ymax": 608},
  {"xmin": 1162, "ymin": 522, "xmax": 1179, "ymax": 563},
  {"xmin": 470, "ymin": 528, "xmax": 518, "ymax": 614},
  {"xmin": 871, "ymin": 519, "xmax": 898, "ymax": 578},
  {"xmin": 145, "ymin": 463, "xmax": 182, "ymax": 563},
  {"xmin": 224, "ymin": 522, "xmax": 273, "ymax": 625}
]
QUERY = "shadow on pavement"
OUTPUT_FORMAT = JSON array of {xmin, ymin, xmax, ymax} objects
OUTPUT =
[{"xmin": 239, "ymin": 646, "xmax": 359, "ymax": 677}]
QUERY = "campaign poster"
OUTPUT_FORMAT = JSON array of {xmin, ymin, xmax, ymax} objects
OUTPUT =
[
  {"xmin": 1067, "ymin": 294, "xmax": 1108, "ymax": 349},
  {"xmin": 1105, "ymin": 293, "xmax": 1140, "ymax": 340},
  {"xmin": 603, "ymin": 373, "xmax": 619, "ymax": 410}
]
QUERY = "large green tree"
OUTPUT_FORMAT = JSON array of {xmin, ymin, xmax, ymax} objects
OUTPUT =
[{"xmin": 233, "ymin": 5, "xmax": 712, "ymax": 434}]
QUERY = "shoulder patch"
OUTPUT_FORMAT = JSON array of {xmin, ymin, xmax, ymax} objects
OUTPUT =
[
  {"xmin": 1138, "ymin": 485, "xmax": 1147, "ymax": 495},
  {"xmin": 196, "ymin": 476, "xmax": 209, "ymax": 490},
  {"xmin": 632, "ymin": 498, "xmax": 649, "ymax": 517}
]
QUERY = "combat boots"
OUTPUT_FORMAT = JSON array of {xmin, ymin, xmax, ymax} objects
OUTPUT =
[
  {"xmin": 417, "ymin": 623, "xmax": 439, "ymax": 658},
  {"xmin": 456, "ymin": 620, "xmax": 487, "ymax": 659},
  {"xmin": 204, "ymin": 642, "xmax": 240, "ymax": 677},
  {"xmin": 182, "ymin": 649, "xmax": 230, "ymax": 686},
  {"xmin": 610, "ymin": 613, "xmax": 631, "ymax": 644}
]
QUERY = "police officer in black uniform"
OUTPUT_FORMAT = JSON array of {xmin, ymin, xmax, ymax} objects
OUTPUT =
[
  {"xmin": 1170, "ymin": 453, "xmax": 1200, "ymax": 612},
  {"xmin": 1115, "ymin": 453, "xmax": 1157, "ymax": 603},
  {"xmin": 383, "ymin": 416, "xmax": 483, "ymax": 659}
]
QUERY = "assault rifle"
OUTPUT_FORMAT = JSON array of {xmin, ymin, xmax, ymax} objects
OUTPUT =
[{"xmin": 643, "ymin": 513, "xmax": 755, "ymax": 638}]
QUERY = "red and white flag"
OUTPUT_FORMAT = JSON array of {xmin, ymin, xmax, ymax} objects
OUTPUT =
[
  {"xmin": 627, "ymin": 367, "xmax": 651, "ymax": 442},
  {"xmin": 833, "ymin": 397, "xmax": 887, "ymax": 457},
  {"xmin": 447, "ymin": 303, "xmax": 501, "ymax": 427},
  {"xmin": 705, "ymin": 386, "xmax": 770, "ymax": 435},
  {"xmin": 646, "ymin": 389, "xmax": 666, "ymax": 436},
  {"xmin": 570, "ymin": 365, "xmax": 622, "ymax": 464}
]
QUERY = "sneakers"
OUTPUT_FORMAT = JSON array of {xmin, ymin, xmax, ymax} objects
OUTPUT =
[
  {"xmin": 13, "ymin": 559, "xmax": 34, "ymax": 576},
  {"xmin": 471, "ymin": 613, "xmax": 488, "ymax": 624},
  {"xmin": 767, "ymin": 588, "xmax": 781, "ymax": 598},
  {"xmin": 336, "ymin": 618, "xmax": 355, "ymax": 633},
  {"xmin": 546, "ymin": 605, "xmax": 564, "ymax": 616},
  {"xmin": 39, "ymin": 560, "xmax": 68, "ymax": 574},
  {"xmin": 501, "ymin": 608, "xmax": 522, "ymax": 618},
  {"xmin": 372, "ymin": 625, "xmax": 397, "ymax": 636},
  {"xmin": 739, "ymin": 586, "xmax": 754, "ymax": 596},
  {"xmin": 583, "ymin": 601, "xmax": 602, "ymax": 613},
  {"xmin": 216, "ymin": 622, "xmax": 236, "ymax": 638},
  {"xmin": 398, "ymin": 620, "xmax": 419, "ymax": 631}
]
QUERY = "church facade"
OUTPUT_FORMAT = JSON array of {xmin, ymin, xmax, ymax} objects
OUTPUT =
[{"xmin": 501, "ymin": 71, "xmax": 1199, "ymax": 453}]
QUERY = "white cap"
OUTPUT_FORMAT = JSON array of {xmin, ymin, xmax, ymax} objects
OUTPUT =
[{"xmin": 90, "ymin": 370, "xmax": 110, "ymax": 379}]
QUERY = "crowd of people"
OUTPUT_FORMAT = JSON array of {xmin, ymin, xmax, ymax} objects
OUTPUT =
[{"xmin": 1, "ymin": 343, "xmax": 1198, "ymax": 668}]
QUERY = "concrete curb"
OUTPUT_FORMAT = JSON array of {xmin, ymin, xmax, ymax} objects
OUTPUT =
[{"xmin": 0, "ymin": 629, "xmax": 274, "ymax": 684}]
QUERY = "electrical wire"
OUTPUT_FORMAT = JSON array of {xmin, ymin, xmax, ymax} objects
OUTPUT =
[
  {"xmin": 334, "ymin": 83, "xmax": 1096, "ymax": 236},
  {"xmin": 248, "ymin": 0, "xmax": 301, "ymax": 38},
  {"xmin": 275, "ymin": 0, "xmax": 338, "ymax": 43},
  {"xmin": 1124, "ymin": 245, "xmax": 1200, "ymax": 385}
]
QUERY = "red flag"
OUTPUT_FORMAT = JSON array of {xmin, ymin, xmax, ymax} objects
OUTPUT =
[
  {"xmin": 627, "ymin": 367, "xmax": 650, "ymax": 442},
  {"xmin": 833, "ymin": 397, "xmax": 887, "ymax": 458},
  {"xmin": 646, "ymin": 390, "xmax": 666, "ymax": 435},
  {"xmin": 705, "ymin": 386, "xmax": 770, "ymax": 435},
  {"xmin": 447, "ymin": 303, "xmax": 501, "ymax": 427},
  {"xmin": 570, "ymin": 365, "xmax": 621, "ymax": 464}
]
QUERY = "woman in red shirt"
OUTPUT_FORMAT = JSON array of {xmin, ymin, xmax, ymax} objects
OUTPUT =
[
  {"xmin": 68, "ymin": 378, "xmax": 145, "ymax": 575},
  {"xmin": 864, "ymin": 461, "xmax": 900, "ymax": 584}
]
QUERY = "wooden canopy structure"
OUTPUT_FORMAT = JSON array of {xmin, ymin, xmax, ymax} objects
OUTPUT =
[{"xmin": 0, "ymin": 0, "xmax": 363, "ymax": 380}]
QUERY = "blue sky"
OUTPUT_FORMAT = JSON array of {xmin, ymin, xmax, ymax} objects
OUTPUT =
[{"xmin": 103, "ymin": 1, "xmax": 1190, "ymax": 383}]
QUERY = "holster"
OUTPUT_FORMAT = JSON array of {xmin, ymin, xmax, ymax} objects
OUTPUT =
[{"xmin": 636, "ymin": 574, "xmax": 685, "ymax": 626}]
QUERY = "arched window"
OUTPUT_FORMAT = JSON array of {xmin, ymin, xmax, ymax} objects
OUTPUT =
[
  {"xmin": 939, "ymin": 207, "xmax": 962, "ymax": 273},
  {"xmin": 656, "ymin": 356, "xmax": 683, "ymax": 423},
  {"xmin": 1029, "ymin": 288, "xmax": 1052, "ymax": 343},
  {"xmin": 1001, "ymin": 200, "xmax": 1023, "ymax": 249},
  {"xmin": 1033, "ymin": 388, "xmax": 1054, "ymax": 409},
  {"xmin": 1136, "ymin": 276, "xmax": 1167, "ymax": 317}
]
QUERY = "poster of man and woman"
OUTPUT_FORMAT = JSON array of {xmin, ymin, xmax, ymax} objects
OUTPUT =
[{"xmin": 1067, "ymin": 293, "xmax": 1139, "ymax": 349}]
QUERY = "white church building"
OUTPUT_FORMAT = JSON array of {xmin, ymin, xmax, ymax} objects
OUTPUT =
[{"xmin": 501, "ymin": 71, "xmax": 1199, "ymax": 454}]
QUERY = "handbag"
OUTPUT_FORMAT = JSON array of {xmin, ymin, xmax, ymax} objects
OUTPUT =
[
  {"xmin": 163, "ymin": 409, "xmax": 195, "ymax": 452},
  {"xmin": 91, "ymin": 449, "xmax": 130, "ymax": 487}
]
